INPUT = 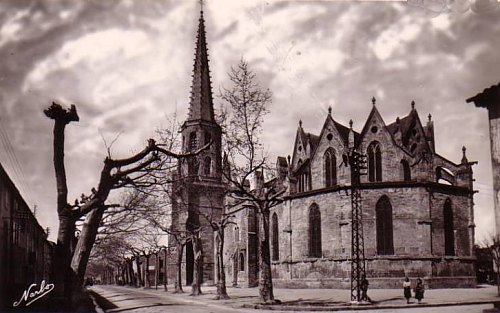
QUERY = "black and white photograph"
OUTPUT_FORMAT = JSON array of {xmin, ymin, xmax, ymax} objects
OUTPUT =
[{"xmin": 0, "ymin": 0, "xmax": 500, "ymax": 312}]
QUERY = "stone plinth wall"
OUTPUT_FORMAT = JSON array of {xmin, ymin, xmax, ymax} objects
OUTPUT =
[{"xmin": 271, "ymin": 257, "xmax": 476, "ymax": 289}]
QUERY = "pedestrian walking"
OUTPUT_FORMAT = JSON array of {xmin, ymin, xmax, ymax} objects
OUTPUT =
[
  {"xmin": 360, "ymin": 274, "xmax": 371, "ymax": 302},
  {"xmin": 414, "ymin": 277, "xmax": 424, "ymax": 303},
  {"xmin": 403, "ymin": 276, "xmax": 411, "ymax": 304}
]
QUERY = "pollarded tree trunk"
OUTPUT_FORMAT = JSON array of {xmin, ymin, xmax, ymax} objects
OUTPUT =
[
  {"xmin": 174, "ymin": 241, "xmax": 184, "ymax": 293},
  {"xmin": 45, "ymin": 104, "xmax": 80, "ymax": 310},
  {"xmin": 258, "ymin": 208, "xmax": 277, "ymax": 304},
  {"xmin": 124, "ymin": 263, "xmax": 129, "ymax": 285},
  {"xmin": 144, "ymin": 254, "xmax": 151, "ymax": 288},
  {"xmin": 122, "ymin": 265, "xmax": 127, "ymax": 285},
  {"xmin": 155, "ymin": 253, "xmax": 159, "ymax": 289},
  {"xmin": 128, "ymin": 260, "xmax": 135, "ymax": 286},
  {"xmin": 214, "ymin": 228, "xmax": 229, "ymax": 300},
  {"xmin": 71, "ymin": 206, "xmax": 105, "ymax": 287},
  {"xmin": 232, "ymin": 252, "xmax": 238, "ymax": 287},
  {"xmin": 52, "ymin": 214, "xmax": 77, "ymax": 305},
  {"xmin": 190, "ymin": 234, "xmax": 203, "ymax": 296},
  {"xmin": 163, "ymin": 248, "xmax": 168, "ymax": 291},
  {"xmin": 135, "ymin": 257, "xmax": 143, "ymax": 287}
]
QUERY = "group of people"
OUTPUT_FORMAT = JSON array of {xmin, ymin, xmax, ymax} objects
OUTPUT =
[
  {"xmin": 358, "ymin": 275, "xmax": 425, "ymax": 305},
  {"xmin": 403, "ymin": 276, "xmax": 425, "ymax": 304}
]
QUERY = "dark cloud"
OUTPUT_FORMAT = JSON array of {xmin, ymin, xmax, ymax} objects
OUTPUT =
[{"xmin": 0, "ymin": 0, "xmax": 497, "ymax": 241}]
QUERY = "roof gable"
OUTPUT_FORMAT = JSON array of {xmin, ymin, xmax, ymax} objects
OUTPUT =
[
  {"xmin": 357, "ymin": 104, "xmax": 389, "ymax": 147},
  {"xmin": 310, "ymin": 113, "xmax": 358, "ymax": 161},
  {"xmin": 290, "ymin": 125, "xmax": 308, "ymax": 169},
  {"xmin": 386, "ymin": 105, "xmax": 432, "ymax": 156}
]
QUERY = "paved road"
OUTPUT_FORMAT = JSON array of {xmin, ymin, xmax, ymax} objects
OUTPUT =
[
  {"xmin": 90, "ymin": 285, "xmax": 496, "ymax": 313},
  {"xmin": 90, "ymin": 285, "xmax": 255, "ymax": 313}
]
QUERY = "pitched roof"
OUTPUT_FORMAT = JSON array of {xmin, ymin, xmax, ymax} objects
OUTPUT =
[
  {"xmin": 386, "ymin": 109, "xmax": 418, "ymax": 146},
  {"xmin": 333, "ymin": 120, "xmax": 360, "ymax": 146},
  {"xmin": 466, "ymin": 82, "xmax": 500, "ymax": 109},
  {"xmin": 306, "ymin": 133, "xmax": 320, "ymax": 152},
  {"xmin": 292, "ymin": 125, "xmax": 319, "ymax": 160},
  {"xmin": 277, "ymin": 156, "xmax": 288, "ymax": 167}
]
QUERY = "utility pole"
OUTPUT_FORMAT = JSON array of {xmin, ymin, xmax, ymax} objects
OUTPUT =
[{"xmin": 349, "ymin": 149, "xmax": 367, "ymax": 302}]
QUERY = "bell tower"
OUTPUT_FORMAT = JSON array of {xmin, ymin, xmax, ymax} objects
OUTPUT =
[{"xmin": 176, "ymin": 2, "xmax": 224, "ymax": 285}]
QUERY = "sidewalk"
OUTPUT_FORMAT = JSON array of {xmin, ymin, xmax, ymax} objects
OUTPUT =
[{"xmin": 91, "ymin": 283, "xmax": 500, "ymax": 312}]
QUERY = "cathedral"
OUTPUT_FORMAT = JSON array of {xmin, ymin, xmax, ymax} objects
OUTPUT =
[
  {"xmin": 223, "ymin": 101, "xmax": 476, "ymax": 289},
  {"xmin": 172, "ymin": 5, "xmax": 477, "ymax": 289}
]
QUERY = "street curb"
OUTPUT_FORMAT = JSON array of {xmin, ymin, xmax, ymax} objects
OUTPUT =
[
  {"xmin": 91, "ymin": 285, "xmax": 500, "ymax": 312},
  {"xmin": 242, "ymin": 300, "xmax": 500, "ymax": 311},
  {"xmin": 87, "ymin": 290, "xmax": 105, "ymax": 313},
  {"xmin": 87, "ymin": 289, "xmax": 119, "ymax": 313}
]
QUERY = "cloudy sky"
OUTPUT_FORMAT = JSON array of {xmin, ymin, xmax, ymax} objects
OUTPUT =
[{"xmin": 0, "ymin": 0, "xmax": 499, "ymax": 242}]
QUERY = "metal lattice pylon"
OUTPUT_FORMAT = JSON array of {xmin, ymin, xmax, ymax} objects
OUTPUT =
[{"xmin": 349, "ymin": 149, "xmax": 367, "ymax": 302}]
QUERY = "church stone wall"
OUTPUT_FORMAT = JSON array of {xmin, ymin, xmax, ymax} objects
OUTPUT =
[
  {"xmin": 362, "ymin": 187, "xmax": 430, "ymax": 257},
  {"xmin": 267, "ymin": 185, "xmax": 475, "ymax": 288},
  {"xmin": 221, "ymin": 105, "xmax": 475, "ymax": 289},
  {"xmin": 430, "ymin": 192, "xmax": 473, "ymax": 257},
  {"xmin": 285, "ymin": 191, "xmax": 352, "ymax": 260}
]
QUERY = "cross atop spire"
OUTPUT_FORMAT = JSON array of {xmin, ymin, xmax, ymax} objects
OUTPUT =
[{"xmin": 186, "ymin": 1, "xmax": 215, "ymax": 122}]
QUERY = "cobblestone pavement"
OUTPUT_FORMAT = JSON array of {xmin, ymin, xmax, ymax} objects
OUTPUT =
[{"xmin": 90, "ymin": 284, "xmax": 500, "ymax": 313}]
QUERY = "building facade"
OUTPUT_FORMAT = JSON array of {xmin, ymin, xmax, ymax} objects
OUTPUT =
[
  {"xmin": 224, "ymin": 102, "xmax": 476, "ymax": 288},
  {"xmin": 0, "ymin": 163, "xmax": 53, "ymax": 310}
]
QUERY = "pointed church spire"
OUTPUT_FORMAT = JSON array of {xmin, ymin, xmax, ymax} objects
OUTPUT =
[{"xmin": 187, "ymin": 1, "xmax": 215, "ymax": 122}]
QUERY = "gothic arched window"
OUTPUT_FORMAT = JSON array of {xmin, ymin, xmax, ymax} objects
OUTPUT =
[
  {"xmin": 203, "ymin": 156, "xmax": 211, "ymax": 176},
  {"xmin": 239, "ymin": 253, "xmax": 245, "ymax": 271},
  {"xmin": 401, "ymin": 159, "xmax": 411, "ymax": 182},
  {"xmin": 444, "ymin": 198, "xmax": 455, "ymax": 256},
  {"xmin": 324, "ymin": 148, "xmax": 337, "ymax": 188},
  {"xmin": 376, "ymin": 195, "xmax": 394, "ymax": 255},
  {"xmin": 309, "ymin": 204, "xmax": 322, "ymax": 258},
  {"xmin": 368, "ymin": 141, "xmax": 382, "ymax": 182},
  {"xmin": 272, "ymin": 213, "xmax": 279, "ymax": 261},
  {"xmin": 234, "ymin": 226, "xmax": 239, "ymax": 242}
]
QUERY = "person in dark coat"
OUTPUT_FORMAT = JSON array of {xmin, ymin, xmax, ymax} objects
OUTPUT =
[
  {"xmin": 414, "ymin": 278, "xmax": 424, "ymax": 303},
  {"xmin": 360, "ymin": 274, "xmax": 371, "ymax": 302},
  {"xmin": 403, "ymin": 276, "xmax": 411, "ymax": 304}
]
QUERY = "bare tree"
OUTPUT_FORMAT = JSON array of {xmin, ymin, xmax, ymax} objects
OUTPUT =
[
  {"xmin": 219, "ymin": 59, "xmax": 284, "ymax": 304},
  {"xmin": 44, "ymin": 102, "xmax": 208, "ymax": 309},
  {"xmin": 170, "ymin": 231, "xmax": 190, "ymax": 293},
  {"xmin": 483, "ymin": 234, "xmax": 500, "ymax": 296},
  {"xmin": 87, "ymin": 234, "xmax": 129, "ymax": 284},
  {"xmin": 198, "ymin": 207, "xmax": 237, "ymax": 300},
  {"xmin": 134, "ymin": 192, "xmax": 189, "ymax": 294}
]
